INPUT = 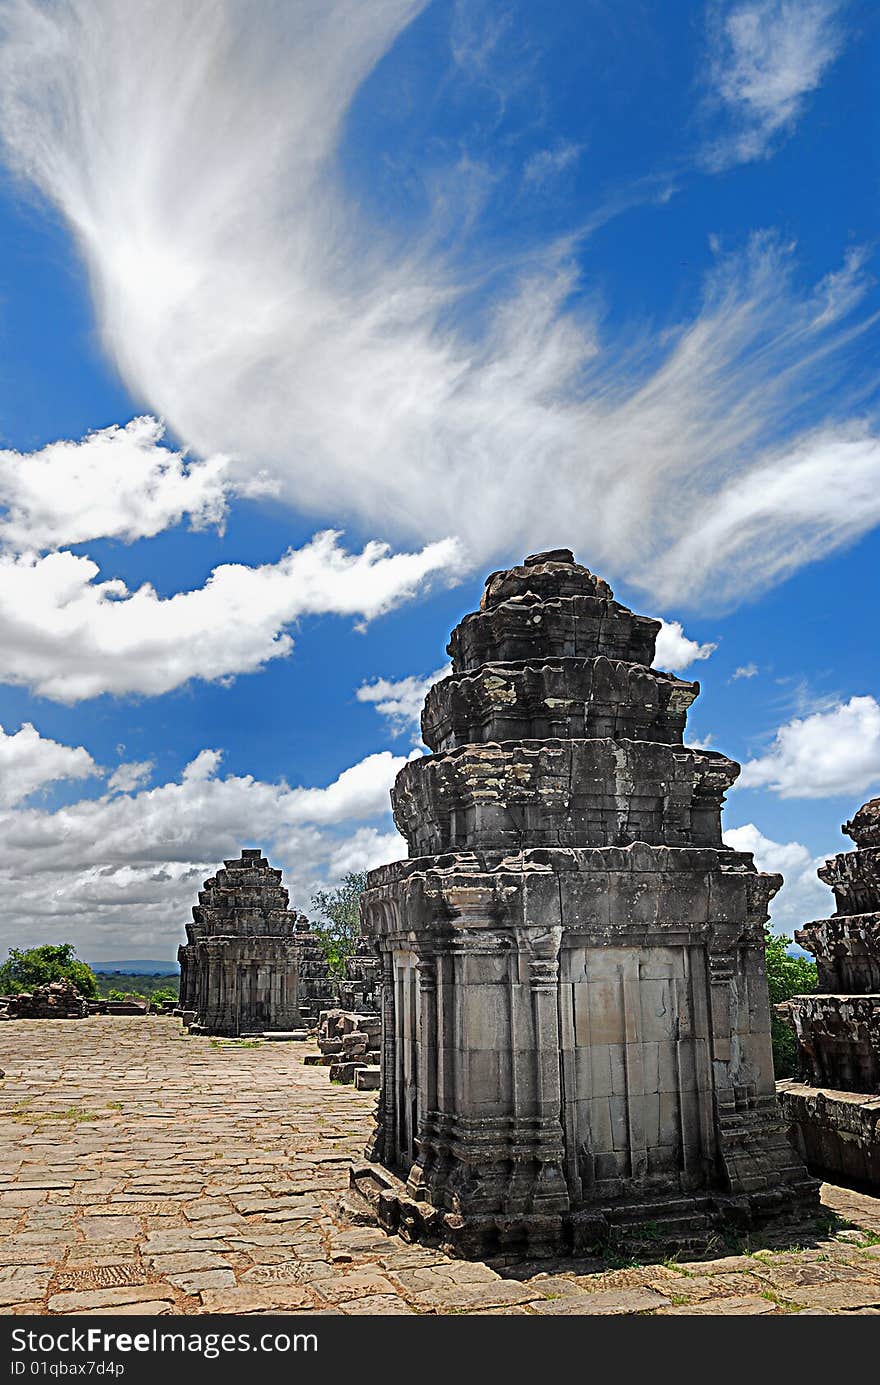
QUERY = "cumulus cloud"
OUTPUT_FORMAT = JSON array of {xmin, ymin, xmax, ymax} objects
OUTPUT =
[
  {"xmin": 0, "ymin": 722, "xmax": 99, "ymax": 808},
  {"xmin": 724, "ymin": 821, "xmax": 833, "ymax": 932},
  {"xmin": 0, "ymin": 531, "xmax": 460, "ymax": 702},
  {"xmin": 0, "ymin": 743, "xmax": 408, "ymax": 956},
  {"xmin": 0, "ymin": 417, "xmax": 231, "ymax": 552},
  {"xmin": 107, "ymin": 760, "xmax": 154, "ymax": 794},
  {"xmin": 703, "ymin": 0, "xmax": 846, "ymax": 169},
  {"xmin": 0, "ymin": 3, "xmax": 876, "ymax": 607},
  {"xmin": 357, "ymin": 665, "xmax": 451, "ymax": 741},
  {"xmin": 738, "ymin": 695, "xmax": 880, "ymax": 798},
  {"xmin": 326, "ymin": 826, "xmax": 406, "ymax": 877},
  {"xmin": 654, "ymin": 620, "xmax": 716, "ymax": 672}
]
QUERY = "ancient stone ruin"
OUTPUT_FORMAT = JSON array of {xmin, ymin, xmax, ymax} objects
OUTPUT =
[
  {"xmin": 306, "ymin": 1008, "xmax": 381, "ymax": 1089},
  {"xmin": 336, "ymin": 945, "xmax": 379, "ymax": 1013},
  {"xmin": 356, "ymin": 549, "xmax": 818, "ymax": 1256},
  {"xmin": 0, "ymin": 978, "xmax": 89, "ymax": 1020},
  {"xmin": 778, "ymin": 798, "xmax": 880, "ymax": 1187},
  {"xmin": 305, "ymin": 942, "xmax": 381, "ymax": 1087},
  {"xmin": 88, "ymin": 996, "xmax": 150, "ymax": 1016},
  {"xmin": 178, "ymin": 848, "xmax": 332, "ymax": 1036}
]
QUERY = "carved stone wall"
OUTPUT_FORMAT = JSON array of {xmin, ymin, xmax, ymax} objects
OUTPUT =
[
  {"xmin": 778, "ymin": 799, "xmax": 880, "ymax": 1186},
  {"xmin": 359, "ymin": 550, "xmax": 818, "ymax": 1257},
  {"xmin": 178, "ymin": 848, "xmax": 332, "ymax": 1036}
]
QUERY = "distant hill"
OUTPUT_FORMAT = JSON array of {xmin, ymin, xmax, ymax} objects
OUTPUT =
[{"xmin": 89, "ymin": 959, "xmax": 179, "ymax": 975}]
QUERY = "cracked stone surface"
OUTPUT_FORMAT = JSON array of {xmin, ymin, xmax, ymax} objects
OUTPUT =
[{"xmin": 1, "ymin": 1017, "xmax": 879, "ymax": 1316}]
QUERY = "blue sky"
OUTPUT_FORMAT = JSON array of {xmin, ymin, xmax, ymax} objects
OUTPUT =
[{"xmin": 0, "ymin": 0, "xmax": 875, "ymax": 960}]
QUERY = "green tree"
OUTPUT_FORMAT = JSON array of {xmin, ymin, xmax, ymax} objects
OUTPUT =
[
  {"xmin": 0, "ymin": 943, "xmax": 98, "ymax": 998},
  {"xmin": 310, "ymin": 872, "xmax": 367, "ymax": 976},
  {"xmin": 765, "ymin": 931, "xmax": 818, "ymax": 1078}
]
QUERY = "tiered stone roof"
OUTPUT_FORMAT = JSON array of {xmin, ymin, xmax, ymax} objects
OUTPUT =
[
  {"xmin": 788, "ymin": 799, "xmax": 880, "ymax": 1093},
  {"xmin": 393, "ymin": 549, "xmax": 737, "ymax": 856},
  {"xmin": 190, "ymin": 849, "xmax": 312, "ymax": 941}
]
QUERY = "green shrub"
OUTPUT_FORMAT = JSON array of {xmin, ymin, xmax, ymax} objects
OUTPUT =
[
  {"xmin": 765, "ymin": 931, "xmax": 817, "ymax": 1078},
  {"xmin": 150, "ymin": 986, "xmax": 179, "ymax": 1004},
  {"xmin": 0, "ymin": 943, "xmax": 97, "ymax": 998}
]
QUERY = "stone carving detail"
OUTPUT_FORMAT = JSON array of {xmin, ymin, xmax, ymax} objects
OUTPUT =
[
  {"xmin": 178, "ymin": 848, "xmax": 332, "ymax": 1036},
  {"xmin": 778, "ymin": 799, "xmax": 880, "ymax": 1186},
  {"xmin": 358, "ymin": 550, "xmax": 818, "ymax": 1256}
]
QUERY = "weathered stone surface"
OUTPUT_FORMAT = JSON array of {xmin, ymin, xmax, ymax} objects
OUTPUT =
[
  {"xmin": 87, "ymin": 1301, "xmax": 174, "ymax": 1316},
  {"xmin": 362, "ymin": 551, "xmax": 819, "ymax": 1257},
  {"xmin": 778, "ymin": 799, "xmax": 880, "ymax": 1186},
  {"xmin": 422, "ymin": 659, "xmax": 698, "ymax": 752},
  {"xmin": 392, "ymin": 737, "xmax": 738, "ymax": 854},
  {"xmin": 199, "ymin": 1285, "xmax": 313, "ymax": 1312},
  {"xmin": 657, "ymin": 1295, "xmax": 778, "ymax": 1315},
  {"xmin": 530, "ymin": 1287, "xmax": 671, "ymax": 1314},
  {"xmin": 166, "ymin": 1268, "xmax": 236, "ymax": 1293},
  {"xmin": 0, "ymin": 1270, "xmax": 54, "ymax": 1307},
  {"xmin": 47, "ymin": 1284, "xmax": 174, "ymax": 1312},
  {"xmin": 50, "ymin": 1263, "xmax": 145, "ymax": 1290},
  {"xmin": 796, "ymin": 916, "xmax": 880, "ymax": 994},
  {"xmin": 355, "ymin": 1066, "xmax": 381, "ymax": 1091},
  {"xmin": 783, "ymin": 995, "xmax": 880, "ymax": 1091},
  {"xmin": 178, "ymin": 848, "xmax": 332, "ymax": 1036},
  {"xmin": 407, "ymin": 1279, "xmax": 539, "ymax": 1310}
]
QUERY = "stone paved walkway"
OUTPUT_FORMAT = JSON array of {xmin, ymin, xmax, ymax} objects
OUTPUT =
[{"xmin": 1, "ymin": 1017, "xmax": 879, "ymax": 1316}]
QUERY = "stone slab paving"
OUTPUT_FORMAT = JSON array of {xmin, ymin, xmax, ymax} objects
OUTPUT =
[{"xmin": 1, "ymin": 1017, "xmax": 879, "ymax": 1316}]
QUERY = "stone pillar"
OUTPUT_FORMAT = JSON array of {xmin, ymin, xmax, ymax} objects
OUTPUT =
[
  {"xmin": 362, "ymin": 550, "xmax": 818, "ymax": 1256},
  {"xmin": 366, "ymin": 948, "xmax": 397, "ymax": 1163}
]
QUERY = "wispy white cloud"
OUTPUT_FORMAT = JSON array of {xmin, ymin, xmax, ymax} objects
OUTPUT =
[
  {"xmin": 738, "ymin": 694, "xmax": 880, "ymax": 798},
  {"xmin": 731, "ymin": 662, "xmax": 758, "ymax": 680},
  {"xmin": 723, "ymin": 821, "xmax": 833, "ymax": 932},
  {"xmin": 654, "ymin": 421, "xmax": 880, "ymax": 606},
  {"xmin": 702, "ymin": 0, "xmax": 846, "ymax": 170},
  {"xmin": 523, "ymin": 142, "xmax": 582, "ymax": 187},
  {"xmin": 0, "ymin": 3, "xmax": 875, "ymax": 608},
  {"xmin": 0, "ymin": 530, "xmax": 460, "ymax": 702},
  {"xmin": 654, "ymin": 620, "xmax": 716, "ymax": 672},
  {"xmin": 0, "ymin": 742, "xmax": 408, "ymax": 955},
  {"xmin": 357, "ymin": 664, "xmax": 450, "ymax": 741}
]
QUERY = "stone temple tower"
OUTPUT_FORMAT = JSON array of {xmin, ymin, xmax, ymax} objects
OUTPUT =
[
  {"xmin": 778, "ymin": 799, "xmax": 880, "ymax": 1186},
  {"xmin": 178, "ymin": 848, "xmax": 332, "ymax": 1036},
  {"xmin": 358, "ymin": 550, "xmax": 818, "ymax": 1256}
]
